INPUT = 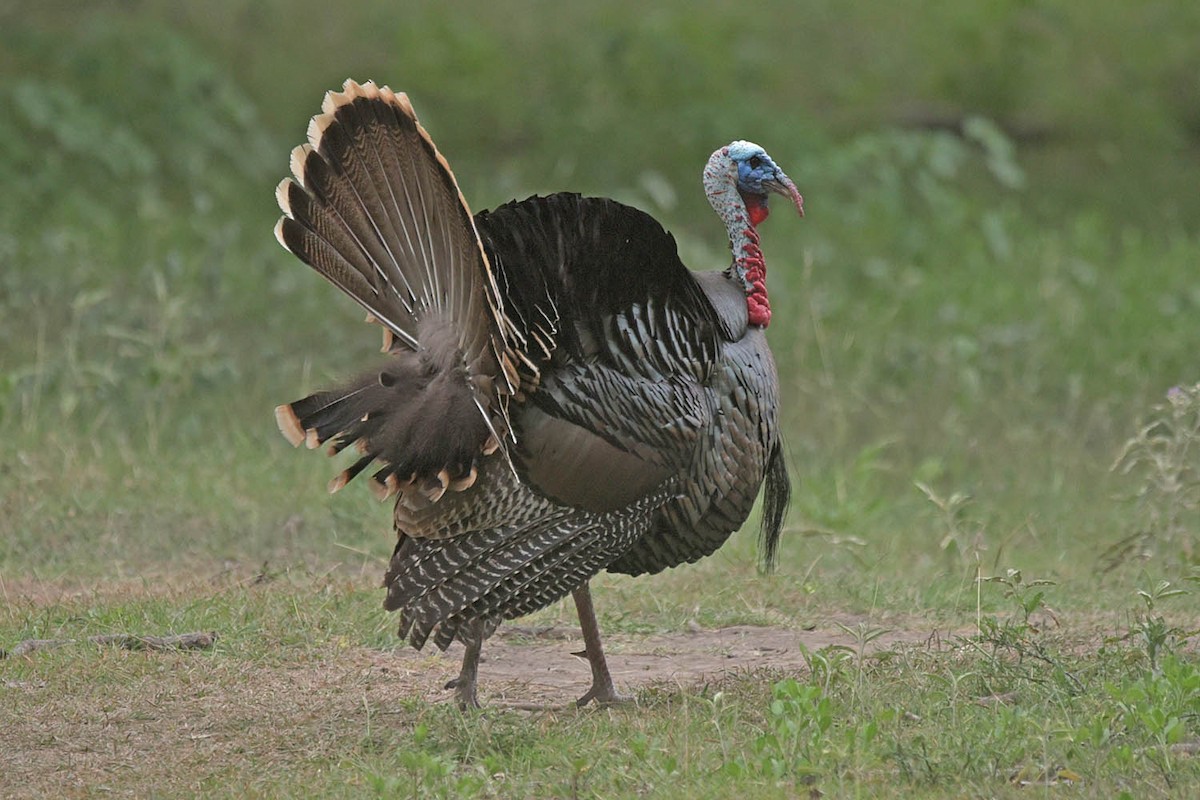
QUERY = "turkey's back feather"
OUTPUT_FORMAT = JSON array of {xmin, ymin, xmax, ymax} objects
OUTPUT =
[
  {"xmin": 471, "ymin": 195, "xmax": 733, "ymax": 513},
  {"xmin": 475, "ymin": 194, "xmax": 723, "ymax": 377}
]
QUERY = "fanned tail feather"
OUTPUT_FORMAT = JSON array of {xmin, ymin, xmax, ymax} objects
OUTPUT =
[
  {"xmin": 273, "ymin": 80, "xmax": 532, "ymax": 464},
  {"xmin": 273, "ymin": 80, "xmax": 539, "ymax": 496}
]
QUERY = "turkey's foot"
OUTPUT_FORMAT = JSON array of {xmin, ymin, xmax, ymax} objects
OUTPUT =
[
  {"xmin": 444, "ymin": 675, "xmax": 481, "ymax": 710},
  {"xmin": 571, "ymin": 584, "xmax": 630, "ymax": 708},
  {"xmin": 576, "ymin": 686, "xmax": 631, "ymax": 707},
  {"xmin": 446, "ymin": 620, "xmax": 486, "ymax": 710},
  {"xmin": 573, "ymin": 656, "xmax": 632, "ymax": 707}
]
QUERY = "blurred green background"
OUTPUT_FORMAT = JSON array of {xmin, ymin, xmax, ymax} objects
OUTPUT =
[{"xmin": 2, "ymin": 0, "xmax": 1198, "ymax": 587}]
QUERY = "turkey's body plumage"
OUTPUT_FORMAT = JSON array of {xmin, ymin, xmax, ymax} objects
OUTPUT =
[
  {"xmin": 274, "ymin": 81, "xmax": 799, "ymax": 706},
  {"xmin": 381, "ymin": 194, "xmax": 783, "ymax": 648},
  {"xmin": 609, "ymin": 326, "xmax": 784, "ymax": 576}
]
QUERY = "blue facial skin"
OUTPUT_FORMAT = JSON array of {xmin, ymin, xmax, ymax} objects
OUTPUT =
[{"xmin": 727, "ymin": 141, "xmax": 782, "ymax": 196}]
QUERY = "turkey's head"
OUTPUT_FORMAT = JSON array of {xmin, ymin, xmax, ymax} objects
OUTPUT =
[
  {"xmin": 703, "ymin": 141, "xmax": 803, "ymax": 329},
  {"xmin": 724, "ymin": 140, "xmax": 804, "ymax": 227}
]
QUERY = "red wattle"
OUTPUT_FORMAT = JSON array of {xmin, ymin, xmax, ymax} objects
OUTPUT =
[
  {"xmin": 747, "ymin": 297, "xmax": 771, "ymax": 326},
  {"xmin": 746, "ymin": 196, "xmax": 770, "ymax": 227},
  {"xmin": 740, "ymin": 232, "xmax": 771, "ymax": 327}
]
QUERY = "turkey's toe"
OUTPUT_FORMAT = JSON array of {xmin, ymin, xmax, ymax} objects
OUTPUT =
[
  {"xmin": 444, "ymin": 676, "xmax": 481, "ymax": 709},
  {"xmin": 576, "ymin": 683, "xmax": 632, "ymax": 708}
]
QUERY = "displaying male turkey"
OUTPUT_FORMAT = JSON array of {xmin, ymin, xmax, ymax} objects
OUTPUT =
[{"xmin": 273, "ymin": 80, "xmax": 802, "ymax": 708}]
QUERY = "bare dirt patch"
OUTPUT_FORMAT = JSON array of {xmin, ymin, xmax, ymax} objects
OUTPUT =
[
  {"xmin": 0, "ymin": 619, "xmax": 951, "ymax": 797},
  {"xmin": 373, "ymin": 620, "xmax": 954, "ymax": 707}
]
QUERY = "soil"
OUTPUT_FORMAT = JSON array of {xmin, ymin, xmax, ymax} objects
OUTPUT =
[
  {"xmin": 1, "ymin": 621, "xmax": 946, "ymax": 789},
  {"xmin": 0, "ymin": 572, "xmax": 958, "ymax": 707},
  {"xmin": 357, "ymin": 620, "xmax": 955, "ymax": 707},
  {"xmin": 0, "ymin": 574, "xmax": 968, "ymax": 796}
]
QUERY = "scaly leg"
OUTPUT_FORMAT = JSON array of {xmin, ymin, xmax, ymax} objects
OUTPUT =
[
  {"xmin": 444, "ymin": 619, "xmax": 486, "ymax": 709},
  {"xmin": 572, "ymin": 582, "xmax": 630, "ymax": 707}
]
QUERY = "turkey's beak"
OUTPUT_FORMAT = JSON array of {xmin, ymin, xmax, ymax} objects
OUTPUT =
[{"xmin": 765, "ymin": 171, "xmax": 804, "ymax": 217}]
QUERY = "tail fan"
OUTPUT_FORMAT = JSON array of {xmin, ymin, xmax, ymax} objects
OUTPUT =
[{"xmin": 273, "ymin": 80, "xmax": 528, "ymax": 495}]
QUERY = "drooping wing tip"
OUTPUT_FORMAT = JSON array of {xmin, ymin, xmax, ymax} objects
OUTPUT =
[{"xmin": 275, "ymin": 404, "xmax": 306, "ymax": 447}]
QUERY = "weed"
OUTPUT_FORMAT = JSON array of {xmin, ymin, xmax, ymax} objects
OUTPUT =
[
  {"xmin": 979, "ymin": 568, "xmax": 1057, "ymax": 627},
  {"xmin": 917, "ymin": 482, "xmax": 983, "ymax": 566},
  {"xmin": 1111, "ymin": 383, "xmax": 1200, "ymax": 565},
  {"xmin": 1105, "ymin": 656, "xmax": 1200, "ymax": 782},
  {"xmin": 1122, "ymin": 579, "xmax": 1196, "ymax": 673},
  {"xmin": 747, "ymin": 677, "xmax": 834, "ymax": 781},
  {"xmin": 970, "ymin": 569, "xmax": 1084, "ymax": 704}
]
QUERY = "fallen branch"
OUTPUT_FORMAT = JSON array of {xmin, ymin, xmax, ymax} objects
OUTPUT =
[{"xmin": 1, "ymin": 631, "xmax": 218, "ymax": 659}]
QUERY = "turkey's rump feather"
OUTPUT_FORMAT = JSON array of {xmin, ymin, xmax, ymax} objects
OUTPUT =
[{"xmin": 386, "ymin": 480, "xmax": 673, "ymax": 649}]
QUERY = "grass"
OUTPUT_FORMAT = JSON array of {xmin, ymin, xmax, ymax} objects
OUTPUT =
[
  {"xmin": 5, "ymin": 570, "xmax": 1200, "ymax": 797},
  {"xmin": 3, "ymin": 0, "xmax": 1200, "ymax": 797}
]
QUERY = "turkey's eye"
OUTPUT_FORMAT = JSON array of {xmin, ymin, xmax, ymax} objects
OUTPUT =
[{"xmin": 748, "ymin": 156, "xmax": 763, "ymax": 170}]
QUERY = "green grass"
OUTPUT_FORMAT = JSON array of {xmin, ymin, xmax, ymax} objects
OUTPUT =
[{"xmin": 3, "ymin": 1, "xmax": 1200, "ymax": 797}]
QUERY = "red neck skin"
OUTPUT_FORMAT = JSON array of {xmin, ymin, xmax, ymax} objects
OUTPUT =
[
  {"xmin": 738, "ymin": 194, "xmax": 771, "ymax": 327},
  {"xmin": 703, "ymin": 150, "xmax": 774, "ymax": 329}
]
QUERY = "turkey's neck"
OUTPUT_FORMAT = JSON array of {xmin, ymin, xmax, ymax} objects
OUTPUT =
[
  {"xmin": 716, "ymin": 196, "xmax": 770, "ymax": 328},
  {"xmin": 704, "ymin": 153, "xmax": 771, "ymax": 328},
  {"xmin": 728, "ymin": 213, "xmax": 769, "ymax": 327}
]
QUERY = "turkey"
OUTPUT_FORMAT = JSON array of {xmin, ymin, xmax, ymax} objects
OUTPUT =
[{"xmin": 273, "ymin": 80, "xmax": 802, "ymax": 708}]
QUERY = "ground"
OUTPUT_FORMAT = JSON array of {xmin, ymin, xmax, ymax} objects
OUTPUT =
[
  {"xmin": 368, "ymin": 618, "xmax": 949, "ymax": 707},
  {"xmin": 1, "ymin": 590, "xmax": 945, "ymax": 798},
  {"xmin": 4, "ymin": 570, "xmax": 1198, "ymax": 798}
]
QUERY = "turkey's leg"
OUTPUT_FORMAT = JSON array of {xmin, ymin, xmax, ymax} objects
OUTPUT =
[
  {"xmin": 445, "ymin": 619, "xmax": 485, "ymax": 709},
  {"xmin": 572, "ymin": 582, "xmax": 630, "ymax": 706}
]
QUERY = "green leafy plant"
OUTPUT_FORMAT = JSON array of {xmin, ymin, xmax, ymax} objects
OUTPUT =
[
  {"xmin": 1124, "ymin": 579, "xmax": 1195, "ymax": 672},
  {"xmin": 979, "ymin": 568, "xmax": 1056, "ymax": 627},
  {"xmin": 1106, "ymin": 656, "xmax": 1200, "ymax": 779},
  {"xmin": 749, "ymin": 677, "xmax": 835, "ymax": 781}
]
